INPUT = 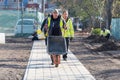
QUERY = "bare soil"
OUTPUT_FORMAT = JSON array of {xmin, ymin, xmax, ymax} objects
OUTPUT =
[
  {"xmin": 70, "ymin": 32, "xmax": 120, "ymax": 80},
  {"xmin": 0, "ymin": 32, "xmax": 120, "ymax": 80},
  {"xmin": 0, "ymin": 37, "xmax": 33, "ymax": 80}
]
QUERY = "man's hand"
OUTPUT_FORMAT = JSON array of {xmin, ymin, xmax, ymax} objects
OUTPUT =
[{"xmin": 63, "ymin": 25, "xmax": 67, "ymax": 30}]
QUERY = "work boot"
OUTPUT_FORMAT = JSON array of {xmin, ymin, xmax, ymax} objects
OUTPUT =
[
  {"xmin": 63, "ymin": 54, "xmax": 67, "ymax": 61},
  {"xmin": 51, "ymin": 62, "xmax": 54, "ymax": 65},
  {"xmin": 55, "ymin": 64, "xmax": 58, "ymax": 67},
  {"xmin": 63, "ymin": 58, "xmax": 67, "ymax": 61},
  {"xmin": 50, "ymin": 55, "xmax": 54, "ymax": 65}
]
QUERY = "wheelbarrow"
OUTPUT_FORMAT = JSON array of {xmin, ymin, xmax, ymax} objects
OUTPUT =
[{"xmin": 47, "ymin": 36, "xmax": 67, "ymax": 67}]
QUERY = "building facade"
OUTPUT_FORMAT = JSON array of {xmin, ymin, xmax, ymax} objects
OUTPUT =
[
  {"xmin": 0, "ymin": 0, "xmax": 45, "ymax": 10},
  {"xmin": 0, "ymin": 0, "xmax": 21, "ymax": 9}
]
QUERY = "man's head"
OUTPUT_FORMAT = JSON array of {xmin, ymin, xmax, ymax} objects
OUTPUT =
[
  {"xmin": 62, "ymin": 10, "xmax": 68, "ymax": 20},
  {"xmin": 52, "ymin": 9, "xmax": 59, "ymax": 19}
]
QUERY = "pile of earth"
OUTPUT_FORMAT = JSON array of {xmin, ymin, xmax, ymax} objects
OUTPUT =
[
  {"xmin": 86, "ymin": 35, "xmax": 108, "ymax": 43},
  {"xmin": 94, "ymin": 41, "xmax": 120, "ymax": 51},
  {"xmin": 86, "ymin": 35, "xmax": 98, "ymax": 39},
  {"xmin": 91, "ymin": 36, "xmax": 108, "ymax": 43}
]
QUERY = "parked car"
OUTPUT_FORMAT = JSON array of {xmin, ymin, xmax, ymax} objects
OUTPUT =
[{"xmin": 15, "ymin": 19, "xmax": 37, "ymax": 34}]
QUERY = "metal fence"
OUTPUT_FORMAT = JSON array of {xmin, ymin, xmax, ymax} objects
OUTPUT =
[
  {"xmin": 111, "ymin": 18, "xmax": 120, "ymax": 40},
  {"xmin": 0, "ymin": 10, "xmax": 44, "ymax": 35}
]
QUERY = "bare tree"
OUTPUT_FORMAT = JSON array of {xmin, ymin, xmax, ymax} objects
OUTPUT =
[
  {"xmin": 112, "ymin": 0, "xmax": 120, "ymax": 17},
  {"xmin": 103, "ymin": 0, "xmax": 113, "ymax": 30}
]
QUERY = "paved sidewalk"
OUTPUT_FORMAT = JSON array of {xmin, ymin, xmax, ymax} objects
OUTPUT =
[{"xmin": 23, "ymin": 40, "xmax": 96, "ymax": 80}]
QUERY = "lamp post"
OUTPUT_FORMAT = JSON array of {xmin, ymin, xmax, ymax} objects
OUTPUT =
[
  {"xmin": 42, "ymin": 0, "xmax": 45, "ymax": 14},
  {"xmin": 21, "ymin": 0, "xmax": 24, "ymax": 35},
  {"xmin": 18, "ymin": 0, "xmax": 20, "ymax": 20}
]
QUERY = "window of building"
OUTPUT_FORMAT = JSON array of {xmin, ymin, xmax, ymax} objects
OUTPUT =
[
  {"xmin": 14, "ymin": 0, "xmax": 17, "ymax": 2},
  {"xmin": 0, "ymin": 0, "xmax": 3, "ymax": 2},
  {"xmin": 29, "ymin": 0, "xmax": 33, "ymax": 1},
  {"xmin": 19, "ymin": 0, "xmax": 22, "ymax": 2}
]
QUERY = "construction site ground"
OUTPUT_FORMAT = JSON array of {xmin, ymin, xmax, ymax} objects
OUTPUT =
[{"xmin": 0, "ymin": 32, "xmax": 120, "ymax": 80}]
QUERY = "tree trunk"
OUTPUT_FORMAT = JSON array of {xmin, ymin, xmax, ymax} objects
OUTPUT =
[{"xmin": 104, "ymin": 0, "xmax": 113, "ymax": 30}]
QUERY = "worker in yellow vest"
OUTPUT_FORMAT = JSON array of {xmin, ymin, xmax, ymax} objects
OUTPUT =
[
  {"xmin": 44, "ymin": 9, "xmax": 66, "ymax": 67},
  {"xmin": 100, "ymin": 28, "xmax": 111, "ymax": 40},
  {"xmin": 62, "ymin": 10, "xmax": 74, "ymax": 61}
]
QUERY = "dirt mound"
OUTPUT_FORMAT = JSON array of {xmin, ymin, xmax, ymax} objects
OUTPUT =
[
  {"xmin": 86, "ymin": 35, "xmax": 108, "ymax": 43},
  {"xmin": 91, "ymin": 36, "xmax": 108, "ymax": 43},
  {"xmin": 86, "ymin": 35, "xmax": 98, "ymax": 39},
  {"xmin": 94, "ymin": 41, "xmax": 120, "ymax": 51}
]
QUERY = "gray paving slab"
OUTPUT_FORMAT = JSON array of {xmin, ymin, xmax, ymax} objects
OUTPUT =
[{"xmin": 23, "ymin": 40, "xmax": 96, "ymax": 80}]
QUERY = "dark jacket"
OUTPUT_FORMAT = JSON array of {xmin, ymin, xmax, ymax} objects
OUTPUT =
[{"xmin": 48, "ymin": 15, "xmax": 62, "ymax": 36}]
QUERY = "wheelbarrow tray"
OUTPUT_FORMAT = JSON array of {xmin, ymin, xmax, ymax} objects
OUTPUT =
[{"xmin": 47, "ymin": 36, "xmax": 67, "ymax": 55}]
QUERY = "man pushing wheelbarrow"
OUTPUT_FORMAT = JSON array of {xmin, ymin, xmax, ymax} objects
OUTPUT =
[{"xmin": 44, "ymin": 9, "xmax": 67, "ymax": 67}]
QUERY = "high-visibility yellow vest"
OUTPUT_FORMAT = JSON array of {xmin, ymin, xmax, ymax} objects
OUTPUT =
[
  {"xmin": 100, "ymin": 29, "xmax": 111, "ymax": 36},
  {"xmin": 45, "ymin": 17, "xmax": 64, "ymax": 36},
  {"xmin": 63, "ymin": 18, "xmax": 74, "ymax": 37}
]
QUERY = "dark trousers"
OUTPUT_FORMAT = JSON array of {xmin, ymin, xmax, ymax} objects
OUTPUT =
[
  {"xmin": 105, "ymin": 34, "xmax": 110, "ymax": 40},
  {"xmin": 45, "ymin": 37, "xmax": 47, "ymax": 45},
  {"xmin": 63, "ymin": 37, "xmax": 69, "ymax": 59}
]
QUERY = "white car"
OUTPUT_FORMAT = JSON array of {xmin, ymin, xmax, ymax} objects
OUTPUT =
[{"xmin": 15, "ymin": 19, "xmax": 37, "ymax": 34}]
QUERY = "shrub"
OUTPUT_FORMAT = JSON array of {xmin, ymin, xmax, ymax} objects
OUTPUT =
[{"xmin": 91, "ymin": 28, "xmax": 101, "ymax": 35}]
